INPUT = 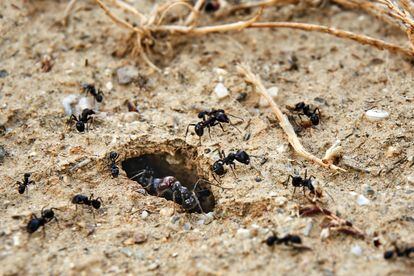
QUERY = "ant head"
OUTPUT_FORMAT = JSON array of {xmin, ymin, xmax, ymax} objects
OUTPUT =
[
  {"xmin": 96, "ymin": 94, "xmax": 103, "ymax": 102},
  {"xmin": 18, "ymin": 185, "xmax": 25, "ymax": 194},
  {"xmin": 310, "ymin": 114, "xmax": 319, "ymax": 125},
  {"xmin": 42, "ymin": 209, "xmax": 55, "ymax": 219},
  {"xmin": 294, "ymin": 102, "xmax": 305, "ymax": 110},
  {"xmin": 212, "ymin": 161, "xmax": 225, "ymax": 175},
  {"xmin": 198, "ymin": 111, "xmax": 208, "ymax": 119},
  {"xmin": 235, "ymin": 150, "xmax": 250, "ymax": 164},
  {"xmin": 24, "ymin": 173, "xmax": 31, "ymax": 179},
  {"xmin": 384, "ymin": 250, "xmax": 394, "ymax": 259},
  {"xmin": 76, "ymin": 121, "xmax": 85, "ymax": 132},
  {"xmin": 109, "ymin": 151, "xmax": 118, "ymax": 161},
  {"xmin": 266, "ymin": 235, "xmax": 277, "ymax": 246},
  {"xmin": 194, "ymin": 123, "xmax": 204, "ymax": 136},
  {"xmin": 92, "ymin": 200, "xmax": 101, "ymax": 209}
]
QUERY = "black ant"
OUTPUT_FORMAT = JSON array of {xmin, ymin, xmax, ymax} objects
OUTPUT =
[
  {"xmin": 108, "ymin": 151, "xmax": 120, "ymax": 178},
  {"xmin": 212, "ymin": 150, "xmax": 250, "ymax": 181},
  {"xmin": 185, "ymin": 109, "xmax": 242, "ymax": 143},
  {"xmin": 27, "ymin": 207, "xmax": 59, "ymax": 234},
  {"xmin": 82, "ymin": 83, "xmax": 103, "ymax": 103},
  {"xmin": 285, "ymin": 169, "xmax": 317, "ymax": 196},
  {"xmin": 293, "ymin": 102, "xmax": 321, "ymax": 126},
  {"xmin": 265, "ymin": 233, "xmax": 302, "ymax": 247},
  {"xmin": 70, "ymin": 108, "xmax": 95, "ymax": 132},
  {"xmin": 384, "ymin": 243, "xmax": 414, "ymax": 260},
  {"xmin": 71, "ymin": 194, "xmax": 103, "ymax": 210},
  {"xmin": 130, "ymin": 169, "xmax": 218, "ymax": 213},
  {"xmin": 204, "ymin": 0, "xmax": 220, "ymax": 13},
  {"xmin": 17, "ymin": 173, "xmax": 35, "ymax": 194},
  {"xmin": 265, "ymin": 232, "xmax": 311, "ymax": 251}
]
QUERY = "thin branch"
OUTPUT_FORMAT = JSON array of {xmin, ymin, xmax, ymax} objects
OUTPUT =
[
  {"xmin": 151, "ymin": 19, "xmax": 414, "ymax": 57},
  {"xmin": 185, "ymin": 0, "xmax": 205, "ymax": 26},
  {"xmin": 107, "ymin": 0, "xmax": 148, "ymax": 25},
  {"xmin": 237, "ymin": 64, "xmax": 346, "ymax": 172}
]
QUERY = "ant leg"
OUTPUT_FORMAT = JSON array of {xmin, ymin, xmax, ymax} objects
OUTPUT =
[
  {"xmin": 284, "ymin": 175, "xmax": 293, "ymax": 187},
  {"xmin": 185, "ymin": 124, "xmax": 196, "ymax": 139},
  {"xmin": 96, "ymin": 197, "xmax": 103, "ymax": 206},
  {"xmin": 227, "ymin": 113, "xmax": 244, "ymax": 122},
  {"xmin": 218, "ymin": 123, "xmax": 225, "ymax": 133},
  {"xmin": 230, "ymin": 164, "xmax": 238, "ymax": 179},
  {"xmin": 212, "ymin": 173, "xmax": 222, "ymax": 185},
  {"xmin": 190, "ymin": 181, "xmax": 205, "ymax": 213},
  {"xmin": 229, "ymin": 122, "xmax": 242, "ymax": 134},
  {"xmin": 207, "ymin": 125, "xmax": 212, "ymax": 139},
  {"xmin": 304, "ymin": 169, "xmax": 308, "ymax": 179},
  {"xmin": 42, "ymin": 226, "xmax": 46, "ymax": 239}
]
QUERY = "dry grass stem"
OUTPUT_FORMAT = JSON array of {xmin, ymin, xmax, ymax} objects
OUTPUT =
[{"xmin": 237, "ymin": 64, "xmax": 346, "ymax": 172}]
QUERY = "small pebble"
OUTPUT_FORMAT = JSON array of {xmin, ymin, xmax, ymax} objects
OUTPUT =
[
  {"xmin": 0, "ymin": 69, "xmax": 8, "ymax": 78},
  {"xmin": 236, "ymin": 92, "xmax": 247, "ymax": 102},
  {"xmin": 407, "ymin": 174, "xmax": 414, "ymax": 185},
  {"xmin": 385, "ymin": 146, "xmax": 401, "ymax": 158},
  {"xmin": 255, "ymin": 177, "xmax": 262, "ymax": 182},
  {"xmin": 147, "ymin": 262, "xmax": 159, "ymax": 271},
  {"xmin": 120, "ymin": 248, "xmax": 133, "ymax": 257},
  {"xmin": 274, "ymin": 196, "xmax": 287, "ymax": 207},
  {"xmin": 117, "ymin": 65, "xmax": 139, "ymax": 85},
  {"xmin": 303, "ymin": 222, "xmax": 313, "ymax": 236},
  {"xmin": 320, "ymin": 228, "xmax": 330, "ymax": 240},
  {"xmin": 214, "ymin": 83, "xmax": 229, "ymax": 99},
  {"xmin": 362, "ymin": 184, "xmax": 375, "ymax": 197},
  {"xmin": 236, "ymin": 228, "xmax": 251, "ymax": 240},
  {"xmin": 0, "ymin": 145, "xmax": 5, "ymax": 163},
  {"xmin": 134, "ymin": 232, "xmax": 147, "ymax": 244},
  {"xmin": 141, "ymin": 211, "xmax": 149, "ymax": 219},
  {"xmin": 183, "ymin": 223, "xmax": 192, "ymax": 231},
  {"xmin": 365, "ymin": 109, "xmax": 389, "ymax": 121},
  {"xmin": 357, "ymin": 194, "xmax": 370, "ymax": 206},
  {"xmin": 121, "ymin": 112, "xmax": 140, "ymax": 123},
  {"xmin": 106, "ymin": 81, "xmax": 113, "ymax": 91},
  {"xmin": 160, "ymin": 207, "xmax": 174, "ymax": 217},
  {"xmin": 351, "ymin": 245, "xmax": 363, "ymax": 256}
]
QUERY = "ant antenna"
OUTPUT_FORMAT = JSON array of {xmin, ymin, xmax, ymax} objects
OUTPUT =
[{"xmin": 193, "ymin": 178, "xmax": 231, "ymax": 190}]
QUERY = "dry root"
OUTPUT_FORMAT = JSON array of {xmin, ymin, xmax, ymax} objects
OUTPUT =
[
  {"xmin": 237, "ymin": 64, "xmax": 346, "ymax": 172},
  {"xmin": 70, "ymin": 0, "xmax": 414, "ymax": 70}
]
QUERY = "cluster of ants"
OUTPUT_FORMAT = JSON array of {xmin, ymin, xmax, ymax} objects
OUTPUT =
[{"xmin": 18, "ymin": 150, "xmax": 120, "ymax": 235}]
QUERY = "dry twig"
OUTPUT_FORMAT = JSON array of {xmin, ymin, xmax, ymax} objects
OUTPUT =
[{"xmin": 237, "ymin": 64, "xmax": 346, "ymax": 172}]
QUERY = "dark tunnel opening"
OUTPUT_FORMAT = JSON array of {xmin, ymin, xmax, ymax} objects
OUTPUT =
[{"xmin": 121, "ymin": 153, "xmax": 215, "ymax": 213}]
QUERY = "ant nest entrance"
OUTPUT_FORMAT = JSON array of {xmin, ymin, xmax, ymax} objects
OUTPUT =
[{"xmin": 121, "ymin": 143, "xmax": 215, "ymax": 213}]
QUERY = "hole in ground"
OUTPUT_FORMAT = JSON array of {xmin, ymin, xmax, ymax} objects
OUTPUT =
[{"xmin": 122, "ymin": 152, "xmax": 215, "ymax": 213}]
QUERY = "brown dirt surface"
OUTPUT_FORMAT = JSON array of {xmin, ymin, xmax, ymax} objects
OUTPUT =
[{"xmin": 1, "ymin": 0, "xmax": 414, "ymax": 275}]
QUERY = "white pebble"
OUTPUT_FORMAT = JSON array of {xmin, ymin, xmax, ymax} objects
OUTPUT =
[
  {"xmin": 236, "ymin": 228, "xmax": 251, "ymax": 240},
  {"xmin": 106, "ymin": 81, "xmax": 113, "ymax": 91},
  {"xmin": 160, "ymin": 207, "xmax": 174, "ymax": 217},
  {"xmin": 351, "ymin": 245, "xmax": 363, "ymax": 256},
  {"xmin": 303, "ymin": 222, "xmax": 313, "ymax": 237},
  {"xmin": 274, "ymin": 196, "xmax": 287, "ymax": 207},
  {"xmin": 214, "ymin": 83, "xmax": 229, "ymax": 99},
  {"xmin": 365, "ymin": 109, "xmax": 389, "ymax": 121},
  {"xmin": 357, "ymin": 194, "xmax": 370, "ymax": 206},
  {"xmin": 141, "ymin": 211, "xmax": 149, "ymax": 219},
  {"xmin": 407, "ymin": 174, "xmax": 414, "ymax": 185},
  {"xmin": 320, "ymin": 228, "xmax": 330, "ymax": 240}
]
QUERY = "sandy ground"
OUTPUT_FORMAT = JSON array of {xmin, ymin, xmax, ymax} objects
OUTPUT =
[{"xmin": 1, "ymin": 0, "xmax": 414, "ymax": 275}]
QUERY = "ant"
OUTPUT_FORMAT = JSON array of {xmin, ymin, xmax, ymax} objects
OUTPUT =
[
  {"xmin": 204, "ymin": 0, "xmax": 220, "ymax": 12},
  {"xmin": 285, "ymin": 169, "xmax": 317, "ymax": 196},
  {"xmin": 17, "ymin": 173, "xmax": 35, "ymax": 194},
  {"xmin": 265, "ymin": 232, "xmax": 311, "ymax": 251},
  {"xmin": 82, "ymin": 83, "xmax": 103, "ymax": 103},
  {"xmin": 108, "ymin": 151, "xmax": 120, "ymax": 178},
  {"xmin": 70, "ymin": 108, "xmax": 95, "ymax": 132},
  {"xmin": 71, "ymin": 194, "xmax": 103, "ymax": 210},
  {"xmin": 212, "ymin": 150, "xmax": 250, "ymax": 181},
  {"xmin": 384, "ymin": 243, "xmax": 414, "ymax": 260},
  {"xmin": 27, "ymin": 207, "xmax": 59, "ymax": 234},
  {"xmin": 130, "ymin": 169, "xmax": 217, "ymax": 213},
  {"xmin": 185, "ymin": 109, "xmax": 242, "ymax": 143},
  {"xmin": 292, "ymin": 102, "xmax": 321, "ymax": 126},
  {"xmin": 265, "ymin": 233, "xmax": 302, "ymax": 247}
]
